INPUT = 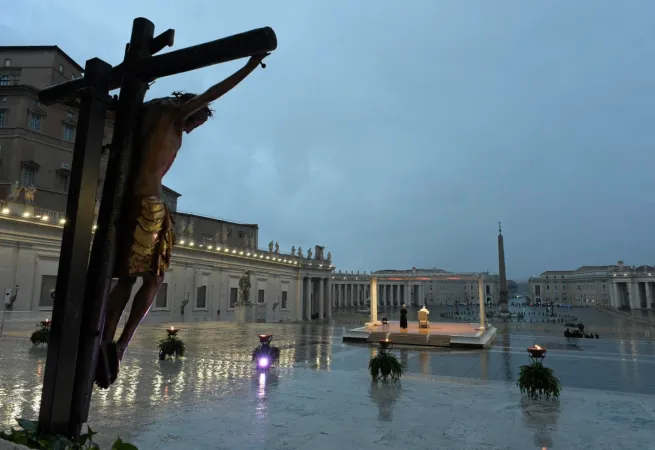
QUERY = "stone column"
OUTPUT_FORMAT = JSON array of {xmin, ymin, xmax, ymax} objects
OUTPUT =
[
  {"xmin": 318, "ymin": 278, "xmax": 325, "ymax": 319},
  {"xmin": 406, "ymin": 282, "xmax": 411, "ymax": 305},
  {"xmin": 304, "ymin": 277, "xmax": 312, "ymax": 320},
  {"xmin": 360, "ymin": 284, "xmax": 364, "ymax": 306},
  {"xmin": 297, "ymin": 274, "xmax": 304, "ymax": 321},
  {"xmin": 612, "ymin": 282, "xmax": 621, "ymax": 308},
  {"xmin": 326, "ymin": 278, "xmax": 332, "ymax": 318},
  {"xmin": 627, "ymin": 282, "xmax": 637, "ymax": 309},
  {"xmin": 478, "ymin": 275, "xmax": 486, "ymax": 330},
  {"xmin": 370, "ymin": 276, "xmax": 379, "ymax": 325},
  {"xmin": 646, "ymin": 282, "xmax": 653, "ymax": 309}
]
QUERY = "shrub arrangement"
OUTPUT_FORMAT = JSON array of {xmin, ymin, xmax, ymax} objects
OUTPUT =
[
  {"xmin": 0, "ymin": 418, "xmax": 137, "ymax": 449},
  {"xmin": 157, "ymin": 335, "xmax": 185, "ymax": 360},
  {"xmin": 518, "ymin": 361, "xmax": 561, "ymax": 399},
  {"xmin": 369, "ymin": 348, "xmax": 404, "ymax": 382},
  {"xmin": 30, "ymin": 321, "xmax": 51, "ymax": 346}
]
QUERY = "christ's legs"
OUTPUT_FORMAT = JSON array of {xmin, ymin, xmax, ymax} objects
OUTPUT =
[
  {"xmin": 116, "ymin": 273, "xmax": 164, "ymax": 360},
  {"xmin": 102, "ymin": 277, "xmax": 136, "ymax": 346}
]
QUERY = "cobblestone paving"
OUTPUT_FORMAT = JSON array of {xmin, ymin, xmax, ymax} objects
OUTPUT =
[{"xmin": 0, "ymin": 310, "xmax": 654, "ymax": 449}]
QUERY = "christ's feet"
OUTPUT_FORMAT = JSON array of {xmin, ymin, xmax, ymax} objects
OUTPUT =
[{"xmin": 95, "ymin": 342, "xmax": 120, "ymax": 389}]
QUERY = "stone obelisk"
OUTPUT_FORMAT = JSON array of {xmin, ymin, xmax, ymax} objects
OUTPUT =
[{"xmin": 498, "ymin": 222, "xmax": 510, "ymax": 318}]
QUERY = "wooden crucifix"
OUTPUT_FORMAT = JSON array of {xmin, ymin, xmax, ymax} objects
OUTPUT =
[{"xmin": 36, "ymin": 17, "xmax": 277, "ymax": 438}]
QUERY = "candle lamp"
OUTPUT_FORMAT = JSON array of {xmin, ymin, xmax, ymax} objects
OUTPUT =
[
  {"xmin": 379, "ymin": 339, "xmax": 393, "ymax": 350},
  {"xmin": 258, "ymin": 334, "xmax": 273, "ymax": 345},
  {"xmin": 527, "ymin": 345, "xmax": 546, "ymax": 361},
  {"xmin": 166, "ymin": 326, "xmax": 179, "ymax": 337},
  {"xmin": 40, "ymin": 319, "xmax": 52, "ymax": 327}
]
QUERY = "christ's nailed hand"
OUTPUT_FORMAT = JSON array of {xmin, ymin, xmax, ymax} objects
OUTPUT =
[{"xmin": 248, "ymin": 53, "xmax": 270, "ymax": 68}]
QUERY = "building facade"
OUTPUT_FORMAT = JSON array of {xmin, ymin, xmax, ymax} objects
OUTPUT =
[
  {"xmin": 331, "ymin": 268, "xmax": 499, "ymax": 307},
  {"xmin": 0, "ymin": 46, "xmax": 115, "ymax": 212},
  {"xmin": 0, "ymin": 207, "xmax": 334, "ymax": 323},
  {"xmin": 528, "ymin": 261, "xmax": 655, "ymax": 309}
]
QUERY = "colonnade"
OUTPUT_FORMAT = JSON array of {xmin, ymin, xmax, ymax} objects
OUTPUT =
[
  {"xmin": 298, "ymin": 276, "xmax": 332, "ymax": 320},
  {"xmin": 330, "ymin": 281, "xmax": 424, "ymax": 307},
  {"xmin": 612, "ymin": 280, "xmax": 655, "ymax": 309}
]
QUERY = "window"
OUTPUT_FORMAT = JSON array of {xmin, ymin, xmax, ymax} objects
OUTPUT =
[
  {"xmin": 31, "ymin": 98, "xmax": 40, "ymax": 107},
  {"xmin": 58, "ymin": 64, "xmax": 64, "ymax": 74},
  {"xmin": 0, "ymin": 110, "xmax": 6, "ymax": 127},
  {"xmin": 281, "ymin": 291, "xmax": 288, "ymax": 309},
  {"xmin": 71, "ymin": 73, "xmax": 77, "ymax": 80},
  {"xmin": 535, "ymin": 285, "xmax": 541, "ymax": 296},
  {"xmin": 66, "ymin": 112, "xmax": 73, "ymax": 120},
  {"xmin": 3, "ymin": 59, "xmax": 10, "ymax": 67},
  {"xmin": 63, "ymin": 124, "xmax": 75, "ymax": 141},
  {"xmin": 230, "ymin": 287, "xmax": 238, "ymax": 308},
  {"xmin": 258, "ymin": 289, "xmax": 265, "ymax": 303},
  {"xmin": 155, "ymin": 283, "xmax": 168, "ymax": 308},
  {"xmin": 28, "ymin": 113, "xmax": 42, "ymax": 131},
  {"xmin": 20, "ymin": 165, "xmax": 35, "ymax": 186},
  {"xmin": 0, "ymin": 75, "xmax": 8, "ymax": 86},
  {"xmin": 57, "ymin": 170, "xmax": 69, "ymax": 192},
  {"xmin": 40, "ymin": 275, "xmax": 57, "ymax": 307},
  {"xmin": 196, "ymin": 285, "xmax": 207, "ymax": 308}
]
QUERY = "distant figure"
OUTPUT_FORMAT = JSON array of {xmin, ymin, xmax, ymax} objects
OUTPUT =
[
  {"xmin": 400, "ymin": 304, "xmax": 408, "ymax": 329},
  {"xmin": 418, "ymin": 305, "xmax": 430, "ymax": 329}
]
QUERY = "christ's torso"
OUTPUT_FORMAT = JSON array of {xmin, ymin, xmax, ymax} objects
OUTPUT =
[{"xmin": 132, "ymin": 102, "xmax": 183, "ymax": 198}]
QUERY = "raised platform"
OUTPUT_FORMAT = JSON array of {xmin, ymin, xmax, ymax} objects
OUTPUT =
[{"xmin": 342, "ymin": 321, "xmax": 496, "ymax": 349}]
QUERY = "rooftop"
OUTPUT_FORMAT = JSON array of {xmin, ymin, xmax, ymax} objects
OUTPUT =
[{"xmin": 0, "ymin": 45, "xmax": 84, "ymax": 73}]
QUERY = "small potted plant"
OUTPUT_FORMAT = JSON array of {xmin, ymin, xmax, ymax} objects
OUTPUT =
[
  {"xmin": 369, "ymin": 339, "xmax": 404, "ymax": 382},
  {"xmin": 518, "ymin": 345, "xmax": 561, "ymax": 399},
  {"xmin": 30, "ymin": 319, "xmax": 51, "ymax": 346},
  {"xmin": 158, "ymin": 326, "xmax": 186, "ymax": 360}
]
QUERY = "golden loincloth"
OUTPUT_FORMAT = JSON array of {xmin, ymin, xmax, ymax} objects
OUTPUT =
[{"xmin": 114, "ymin": 196, "xmax": 175, "ymax": 279}]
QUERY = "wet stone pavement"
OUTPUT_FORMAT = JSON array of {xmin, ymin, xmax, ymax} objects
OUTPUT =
[{"xmin": 0, "ymin": 309, "xmax": 654, "ymax": 449}]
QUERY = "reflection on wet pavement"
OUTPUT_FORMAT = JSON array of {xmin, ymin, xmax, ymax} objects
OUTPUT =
[{"xmin": 0, "ymin": 311, "xmax": 654, "ymax": 448}]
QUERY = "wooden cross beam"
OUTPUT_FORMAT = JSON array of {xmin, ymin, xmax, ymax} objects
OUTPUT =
[
  {"xmin": 37, "ymin": 17, "xmax": 277, "ymax": 439},
  {"xmin": 39, "ymin": 26, "xmax": 277, "ymax": 106}
]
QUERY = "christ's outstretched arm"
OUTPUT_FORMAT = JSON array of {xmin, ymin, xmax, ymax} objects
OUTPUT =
[{"xmin": 179, "ymin": 53, "xmax": 268, "ymax": 120}]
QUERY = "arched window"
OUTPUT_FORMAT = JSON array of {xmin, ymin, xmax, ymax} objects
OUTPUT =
[{"xmin": 0, "ymin": 75, "xmax": 9, "ymax": 86}]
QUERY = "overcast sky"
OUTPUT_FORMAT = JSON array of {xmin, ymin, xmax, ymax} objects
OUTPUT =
[{"xmin": 3, "ymin": 1, "xmax": 655, "ymax": 279}]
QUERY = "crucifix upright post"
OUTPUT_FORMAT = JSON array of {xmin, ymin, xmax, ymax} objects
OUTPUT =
[
  {"xmin": 37, "ymin": 57, "xmax": 113, "ymax": 437},
  {"xmin": 37, "ymin": 16, "xmax": 277, "ymax": 439},
  {"xmin": 71, "ymin": 18, "xmax": 157, "ymax": 430}
]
